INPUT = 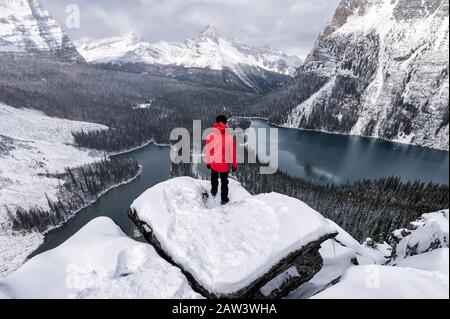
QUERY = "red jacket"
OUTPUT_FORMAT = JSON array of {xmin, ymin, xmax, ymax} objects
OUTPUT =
[{"xmin": 205, "ymin": 122, "xmax": 238, "ymax": 173}]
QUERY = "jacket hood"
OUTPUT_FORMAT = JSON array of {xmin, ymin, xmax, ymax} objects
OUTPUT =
[{"xmin": 213, "ymin": 122, "xmax": 228, "ymax": 134}]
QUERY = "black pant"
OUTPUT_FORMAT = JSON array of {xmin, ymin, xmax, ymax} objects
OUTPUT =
[{"xmin": 211, "ymin": 169, "xmax": 229, "ymax": 202}]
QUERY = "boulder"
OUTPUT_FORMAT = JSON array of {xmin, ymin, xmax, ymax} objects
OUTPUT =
[{"xmin": 129, "ymin": 177, "xmax": 337, "ymax": 298}]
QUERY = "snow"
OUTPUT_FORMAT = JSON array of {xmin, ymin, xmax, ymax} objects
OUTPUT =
[
  {"xmin": 0, "ymin": 103, "xmax": 107, "ymax": 222},
  {"xmin": 75, "ymin": 25, "xmax": 302, "ymax": 77},
  {"xmin": 260, "ymin": 266, "xmax": 300, "ymax": 297},
  {"xmin": 393, "ymin": 248, "xmax": 449, "ymax": 275},
  {"xmin": 0, "ymin": 102, "xmax": 107, "ymax": 277},
  {"xmin": 286, "ymin": 0, "xmax": 449, "ymax": 150},
  {"xmin": 131, "ymin": 177, "xmax": 336, "ymax": 295},
  {"xmin": 133, "ymin": 100, "xmax": 153, "ymax": 110},
  {"xmin": 345, "ymin": 0, "xmax": 450, "ymax": 150},
  {"xmin": 312, "ymin": 249, "xmax": 449, "ymax": 299},
  {"xmin": 360, "ymin": 239, "xmax": 393, "ymax": 265},
  {"xmin": 289, "ymin": 240, "xmax": 356, "ymax": 299},
  {"xmin": 0, "ymin": 0, "xmax": 79, "ymax": 59},
  {"xmin": 288, "ymin": 219, "xmax": 380, "ymax": 299},
  {"xmin": 298, "ymin": 215, "xmax": 449, "ymax": 299},
  {"xmin": 395, "ymin": 210, "xmax": 449, "ymax": 259},
  {"xmin": 285, "ymin": 78, "xmax": 337, "ymax": 128},
  {"xmin": 0, "ymin": 217, "xmax": 201, "ymax": 299},
  {"xmin": 0, "ymin": 231, "xmax": 43, "ymax": 280},
  {"xmin": 0, "ymin": 38, "xmax": 24, "ymax": 53}
]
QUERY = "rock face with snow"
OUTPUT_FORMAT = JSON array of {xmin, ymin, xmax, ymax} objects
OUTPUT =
[
  {"xmin": 256, "ymin": 0, "xmax": 449, "ymax": 150},
  {"xmin": 391, "ymin": 210, "xmax": 449, "ymax": 259},
  {"xmin": 129, "ymin": 177, "xmax": 336, "ymax": 298},
  {"xmin": 0, "ymin": 0, "xmax": 83, "ymax": 61},
  {"xmin": 312, "ymin": 248, "xmax": 449, "ymax": 299},
  {"xmin": 291, "ymin": 214, "xmax": 449, "ymax": 299},
  {"xmin": 75, "ymin": 25, "xmax": 302, "ymax": 93},
  {"xmin": 0, "ymin": 217, "xmax": 201, "ymax": 299}
]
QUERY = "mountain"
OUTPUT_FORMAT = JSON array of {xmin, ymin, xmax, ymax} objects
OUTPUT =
[
  {"xmin": 74, "ymin": 25, "xmax": 302, "ymax": 93},
  {"xmin": 249, "ymin": 0, "xmax": 449, "ymax": 150},
  {"xmin": 0, "ymin": 0, "xmax": 83, "ymax": 61},
  {"xmin": 0, "ymin": 38, "xmax": 22, "ymax": 52}
]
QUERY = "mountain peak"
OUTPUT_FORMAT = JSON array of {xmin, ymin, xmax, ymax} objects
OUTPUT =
[
  {"xmin": 199, "ymin": 24, "xmax": 219, "ymax": 41},
  {"xmin": 75, "ymin": 25, "xmax": 302, "ymax": 78},
  {"xmin": 124, "ymin": 32, "xmax": 143, "ymax": 43},
  {"xmin": 0, "ymin": 0, "xmax": 84, "ymax": 61}
]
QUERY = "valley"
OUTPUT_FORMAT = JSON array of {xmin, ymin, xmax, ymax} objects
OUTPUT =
[{"xmin": 0, "ymin": 0, "xmax": 448, "ymax": 300}]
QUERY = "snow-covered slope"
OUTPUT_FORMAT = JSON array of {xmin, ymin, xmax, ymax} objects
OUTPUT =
[
  {"xmin": 0, "ymin": 102, "xmax": 107, "ymax": 277},
  {"xmin": 0, "ymin": 38, "xmax": 23, "ymax": 53},
  {"xmin": 130, "ymin": 177, "xmax": 336, "ymax": 297},
  {"xmin": 288, "ymin": 218, "xmax": 384, "ymax": 299},
  {"xmin": 75, "ymin": 25, "xmax": 301, "ymax": 92},
  {"xmin": 0, "ymin": 217, "xmax": 201, "ymax": 299},
  {"xmin": 0, "ymin": 0, "xmax": 83, "ymax": 61},
  {"xmin": 312, "ymin": 248, "xmax": 449, "ymax": 299},
  {"xmin": 290, "ymin": 210, "xmax": 449, "ymax": 299},
  {"xmin": 267, "ymin": 0, "xmax": 449, "ymax": 150}
]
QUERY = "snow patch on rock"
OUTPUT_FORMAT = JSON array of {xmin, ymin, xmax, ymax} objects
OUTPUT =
[{"xmin": 393, "ymin": 210, "xmax": 449, "ymax": 259}]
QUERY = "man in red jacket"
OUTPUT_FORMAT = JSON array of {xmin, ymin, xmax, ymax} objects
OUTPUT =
[{"xmin": 205, "ymin": 115, "xmax": 238, "ymax": 205}]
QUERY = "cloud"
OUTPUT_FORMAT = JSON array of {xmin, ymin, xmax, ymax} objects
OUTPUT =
[{"xmin": 41, "ymin": 0, "xmax": 340, "ymax": 59}]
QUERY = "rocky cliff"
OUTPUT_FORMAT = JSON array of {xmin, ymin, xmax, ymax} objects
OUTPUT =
[{"xmin": 253, "ymin": 0, "xmax": 449, "ymax": 150}]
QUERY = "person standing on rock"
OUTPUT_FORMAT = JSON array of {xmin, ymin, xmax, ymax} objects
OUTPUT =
[{"xmin": 205, "ymin": 115, "xmax": 238, "ymax": 205}]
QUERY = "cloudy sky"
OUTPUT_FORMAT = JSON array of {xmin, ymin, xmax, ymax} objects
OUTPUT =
[{"xmin": 41, "ymin": 0, "xmax": 340, "ymax": 59}]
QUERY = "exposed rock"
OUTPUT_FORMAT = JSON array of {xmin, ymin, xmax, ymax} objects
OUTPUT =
[{"xmin": 257, "ymin": 248, "xmax": 323, "ymax": 299}]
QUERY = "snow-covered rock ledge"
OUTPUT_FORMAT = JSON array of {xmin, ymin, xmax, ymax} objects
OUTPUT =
[{"xmin": 129, "ymin": 177, "xmax": 337, "ymax": 298}]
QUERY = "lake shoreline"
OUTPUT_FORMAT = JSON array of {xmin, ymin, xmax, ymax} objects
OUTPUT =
[
  {"xmin": 27, "ymin": 165, "xmax": 143, "ymax": 259},
  {"xmin": 24, "ymin": 120, "xmax": 449, "ymax": 263},
  {"xmin": 109, "ymin": 139, "xmax": 171, "ymax": 157},
  {"xmin": 234, "ymin": 116, "xmax": 450, "ymax": 153}
]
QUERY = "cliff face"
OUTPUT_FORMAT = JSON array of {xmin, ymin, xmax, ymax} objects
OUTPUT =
[
  {"xmin": 0, "ymin": 0, "xmax": 84, "ymax": 61},
  {"xmin": 266, "ymin": 0, "xmax": 448, "ymax": 150}
]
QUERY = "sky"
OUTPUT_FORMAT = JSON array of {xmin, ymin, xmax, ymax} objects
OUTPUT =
[{"xmin": 41, "ymin": 0, "xmax": 341, "ymax": 59}]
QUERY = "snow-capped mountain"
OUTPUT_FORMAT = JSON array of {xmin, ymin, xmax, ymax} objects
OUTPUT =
[
  {"xmin": 256, "ymin": 0, "xmax": 449, "ymax": 150},
  {"xmin": 0, "ymin": 38, "xmax": 22, "ymax": 52},
  {"xmin": 74, "ymin": 25, "xmax": 302, "ymax": 93},
  {"xmin": 0, "ymin": 0, "xmax": 83, "ymax": 61},
  {"xmin": 76, "ymin": 25, "xmax": 302, "ymax": 76}
]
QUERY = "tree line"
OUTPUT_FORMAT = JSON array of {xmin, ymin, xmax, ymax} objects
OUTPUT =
[
  {"xmin": 7, "ymin": 157, "xmax": 140, "ymax": 233},
  {"xmin": 171, "ymin": 161, "xmax": 449, "ymax": 242},
  {"xmin": 0, "ymin": 53, "xmax": 257, "ymax": 153}
]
